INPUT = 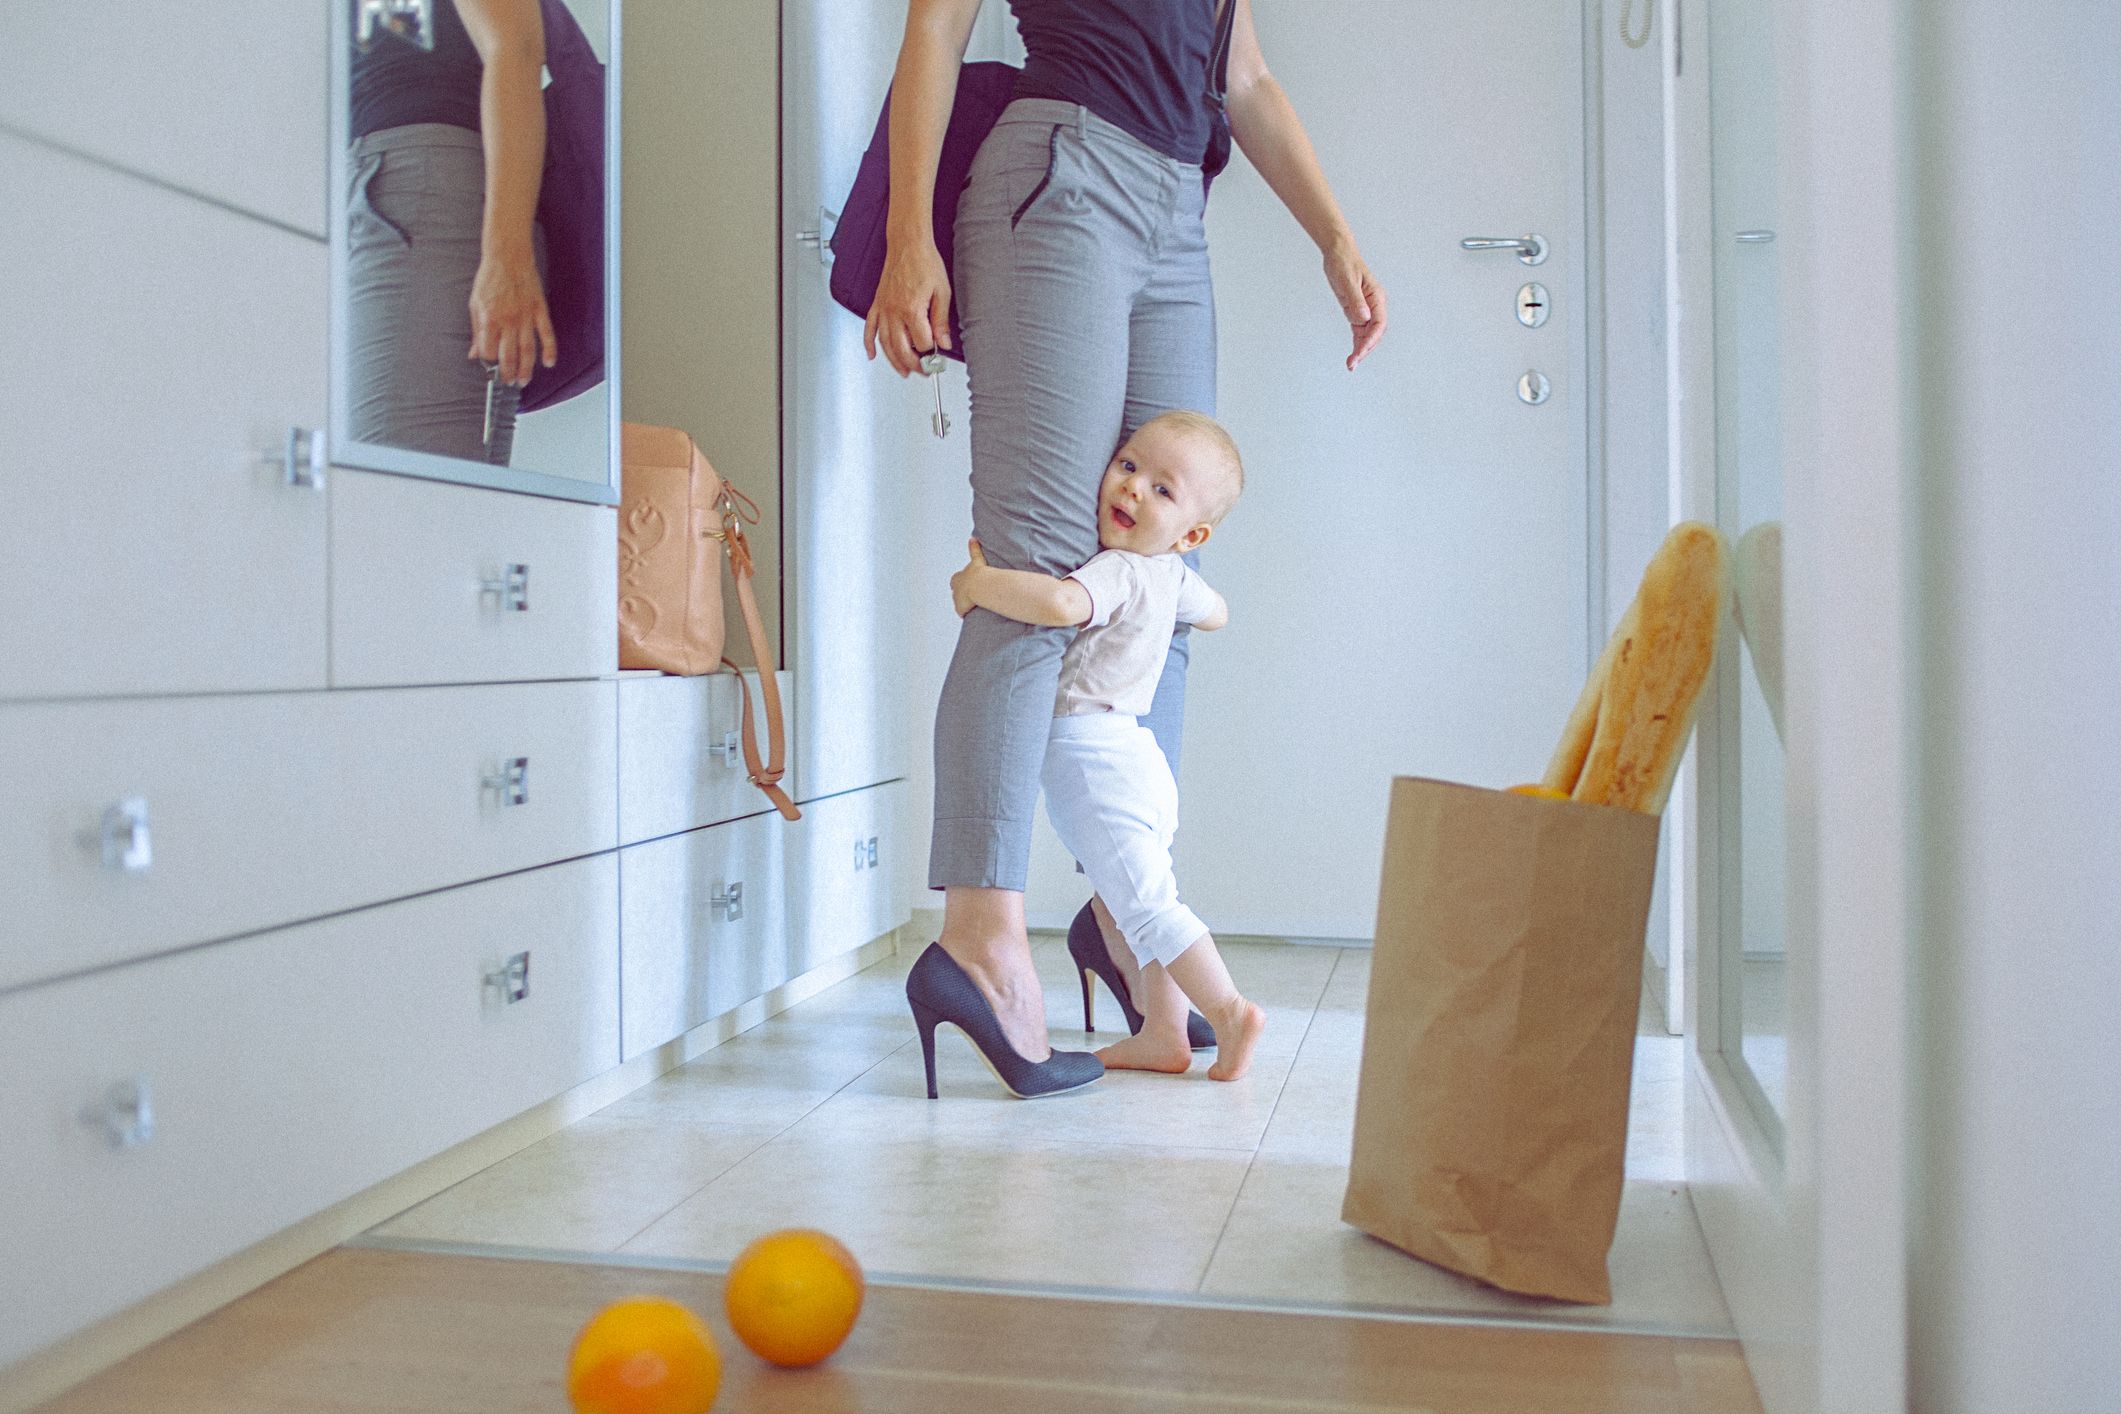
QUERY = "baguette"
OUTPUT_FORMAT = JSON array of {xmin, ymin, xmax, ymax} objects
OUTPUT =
[
  {"xmin": 1542, "ymin": 599, "xmax": 1635, "ymax": 796},
  {"xmin": 1569, "ymin": 522, "xmax": 1730, "ymax": 814}
]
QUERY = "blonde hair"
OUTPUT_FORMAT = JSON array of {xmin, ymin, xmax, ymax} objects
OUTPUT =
[{"xmin": 1137, "ymin": 409, "xmax": 1245, "ymax": 524}]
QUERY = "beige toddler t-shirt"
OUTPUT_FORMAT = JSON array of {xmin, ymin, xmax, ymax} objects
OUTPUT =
[{"xmin": 1055, "ymin": 549, "xmax": 1219, "ymax": 717}]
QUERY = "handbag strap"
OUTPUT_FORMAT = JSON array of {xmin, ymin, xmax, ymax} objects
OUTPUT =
[
  {"xmin": 1208, "ymin": 0, "xmax": 1237, "ymax": 104},
  {"xmin": 698, "ymin": 449, "xmax": 801, "ymax": 822}
]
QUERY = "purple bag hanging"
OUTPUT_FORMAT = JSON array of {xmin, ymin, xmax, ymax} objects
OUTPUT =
[
  {"xmin": 828, "ymin": 2, "xmax": 1235, "ymax": 363},
  {"xmin": 520, "ymin": 0, "xmax": 606, "ymax": 413},
  {"xmin": 827, "ymin": 62, "xmax": 1019, "ymax": 364}
]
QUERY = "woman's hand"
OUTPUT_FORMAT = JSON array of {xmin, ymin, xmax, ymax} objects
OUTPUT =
[
  {"xmin": 865, "ymin": 236, "xmax": 954, "ymax": 377},
  {"xmin": 950, "ymin": 539, "xmax": 988, "ymax": 617},
  {"xmin": 1324, "ymin": 240, "xmax": 1388, "ymax": 371},
  {"xmin": 468, "ymin": 249, "xmax": 558, "ymax": 387}
]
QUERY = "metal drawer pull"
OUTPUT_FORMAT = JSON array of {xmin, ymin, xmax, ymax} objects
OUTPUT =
[
  {"xmin": 1735, "ymin": 229, "xmax": 1776, "ymax": 243},
  {"xmin": 479, "ymin": 563, "xmax": 531, "ymax": 612},
  {"xmin": 708, "ymin": 730, "xmax": 742, "ymax": 770},
  {"xmin": 1460, "ymin": 233, "xmax": 1549, "ymax": 266},
  {"xmin": 485, "ymin": 951, "xmax": 531, "ymax": 1004},
  {"xmin": 483, "ymin": 757, "xmax": 530, "ymax": 806},
  {"xmin": 81, "ymin": 1077, "xmax": 156, "ymax": 1149},
  {"xmin": 710, "ymin": 881, "xmax": 744, "ymax": 923},
  {"xmin": 283, "ymin": 426, "xmax": 327, "ymax": 489},
  {"xmin": 87, "ymin": 797, "xmax": 154, "ymax": 872}
]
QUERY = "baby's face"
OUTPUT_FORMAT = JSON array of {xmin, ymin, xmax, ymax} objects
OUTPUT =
[{"xmin": 1096, "ymin": 423, "xmax": 1219, "ymax": 557}]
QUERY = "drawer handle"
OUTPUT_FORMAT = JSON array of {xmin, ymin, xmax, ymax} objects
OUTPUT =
[
  {"xmin": 479, "ymin": 563, "xmax": 531, "ymax": 612},
  {"xmin": 282, "ymin": 426, "xmax": 327, "ymax": 490},
  {"xmin": 81, "ymin": 1077, "xmax": 156, "ymax": 1149},
  {"xmin": 484, "ymin": 950, "xmax": 532, "ymax": 1005},
  {"xmin": 709, "ymin": 730, "xmax": 742, "ymax": 770},
  {"xmin": 710, "ymin": 881, "xmax": 744, "ymax": 923},
  {"xmin": 84, "ymin": 797, "xmax": 154, "ymax": 872},
  {"xmin": 483, "ymin": 757, "xmax": 530, "ymax": 807}
]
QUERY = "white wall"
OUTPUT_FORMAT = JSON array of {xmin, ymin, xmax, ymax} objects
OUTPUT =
[{"xmin": 1907, "ymin": 3, "xmax": 2121, "ymax": 1407}]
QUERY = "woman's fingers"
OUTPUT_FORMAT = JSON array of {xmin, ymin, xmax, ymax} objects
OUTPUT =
[
  {"xmin": 863, "ymin": 306, "xmax": 881, "ymax": 361},
  {"xmin": 930, "ymin": 286, "xmax": 954, "ymax": 352},
  {"xmin": 536, "ymin": 303, "xmax": 559, "ymax": 370}
]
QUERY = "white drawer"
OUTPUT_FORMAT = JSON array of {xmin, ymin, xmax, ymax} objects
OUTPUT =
[
  {"xmin": 788, "ymin": 783, "xmax": 909, "ymax": 978},
  {"xmin": 330, "ymin": 471, "xmax": 618, "ymax": 687},
  {"xmin": 0, "ymin": 854, "xmax": 620, "ymax": 1371},
  {"xmin": 618, "ymin": 669, "xmax": 795, "ymax": 844},
  {"xmin": 0, "ymin": 681, "xmax": 617, "ymax": 993},
  {"xmin": 0, "ymin": 136, "xmax": 328, "ymax": 702},
  {"xmin": 619, "ymin": 815, "xmax": 792, "ymax": 1060},
  {"xmin": 0, "ymin": 0, "xmax": 328, "ymax": 236}
]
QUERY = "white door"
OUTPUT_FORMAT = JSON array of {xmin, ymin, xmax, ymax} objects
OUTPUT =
[
  {"xmin": 781, "ymin": 0, "xmax": 924, "ymax": 804},
  {"xmin": 1012, "ymin": 2, "xmax": 1594, "ymax": 938}
]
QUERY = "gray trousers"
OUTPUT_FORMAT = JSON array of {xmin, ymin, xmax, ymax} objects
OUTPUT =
[
  {"xmin": 345, "ymin": 123, "xmax": 525, "ymax": 466},
  {"xmin": 930, "ymin": 99, "xmax": 1216, "ymax": 892}
]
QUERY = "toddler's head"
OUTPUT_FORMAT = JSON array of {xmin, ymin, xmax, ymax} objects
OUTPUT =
[{"xmin": 1095, "ymin": 411, "xmax": 1244, "ymax": 557}]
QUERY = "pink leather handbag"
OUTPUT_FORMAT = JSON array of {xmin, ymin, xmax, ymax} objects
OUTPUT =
[{"xmin": 618, "ymin": 423, "xmax": 798, "ymax": 821}]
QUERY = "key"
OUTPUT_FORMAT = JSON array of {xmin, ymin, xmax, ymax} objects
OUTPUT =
[
  {"xmin": 920, "ymin": 352, "xmax": 951, "ymax": 440},
  {"xmin": 481, "ymin": 362, "xmax": 500, "ymax": 447}
]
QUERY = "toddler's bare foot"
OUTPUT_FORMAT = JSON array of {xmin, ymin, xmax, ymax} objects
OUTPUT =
[
  {"xmin": 1096, "ymin": 1029, "xmax": 1193, "ymax": 1074},
  {"xmin": 1205, "ymin": 999, "xmax": 1267, "ymax": 1081}
]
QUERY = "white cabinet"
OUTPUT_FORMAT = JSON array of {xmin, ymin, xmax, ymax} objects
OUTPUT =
[
  {"xmin": 0, "ymin": 0, "xmax": 329, "ymax": 237},
  {"xmin": 781, "ymin": 0, "xmax": 923, "ymax": 802},
  {"xmin": 1, "ymin": 682, "xmax": 618, "ymax": 993},
  {"xmin": 0, "ymin": 854, "xmax": 620, "ymax": 1371},
  {"xmin": 0, "ymin": 134, "xmax": 328, "ymax": 702},
  {"xmin": 619, "ymin": 813, "xmax": 791, "ymax": 1059},
  {"xmin": 787, "ymin": 782, "xmax": 909, "ymax": 978},
  {"xmin": 619, "ymin": 669, "xmax": 797, "ymax": 844},
  {"xmin": 330, "ymin": 471, "xmax": 619, "ymax": 687}
]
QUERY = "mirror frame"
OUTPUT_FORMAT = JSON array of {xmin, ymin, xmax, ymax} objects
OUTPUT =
[{"xmin": 327, "ymin": 0, "xmax": 622, "ymax": 505}]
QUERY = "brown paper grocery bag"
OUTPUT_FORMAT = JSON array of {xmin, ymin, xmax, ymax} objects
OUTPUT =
[{"xmin": 1341, "ymin": 776, "xmax": 1661, "ymax": 1304}]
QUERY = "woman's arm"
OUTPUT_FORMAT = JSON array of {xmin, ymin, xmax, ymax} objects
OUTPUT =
[
  {"xmin": 456, "ymin": 0, "xmax": 557, "ymax": 387},
  {"xmin": 1221, "ymin": 0, "xmax": 1388, "ymax": 371},
  {"xmin": 865, "ymin": 0, "xmax": 985, "ymax": 376},
  {"xmin": 952, "ymin": 542, "xmax": 1093, "ymax": 627}
]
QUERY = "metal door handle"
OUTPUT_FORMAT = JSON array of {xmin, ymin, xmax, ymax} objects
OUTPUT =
[
  {"xmin": 1460, "ymin": 234, "xmax": 1549, "ymax": 266},
  {"xmin": 794, "ymin": 207, "xmax": 840, "ymax": 265},
  {"xmin": 81, "ymin": 1077, "xmax": 156, "ymax": 1149},
  {"xmin": 483, "ymin": 757, "xmax": 530, "ymax": 806},
  {"xmin": 86, "ymin": 797, "xmax": 154, "ymax": 872},
  {"xmin": 283, "ymin": 426, "xmax": 327, "ymax": 489},
  {"xmin": 479, "ymin": 563, "xmax": 530, "ymax": 611}
]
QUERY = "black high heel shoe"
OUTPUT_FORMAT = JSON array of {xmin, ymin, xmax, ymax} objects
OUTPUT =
[
  {"xmin": 1066, "ymin": 902, "xmax": 1215, "ymax": 1051},
  {"xmin": 905, "ymin": 944, "xmax": 1105, "ymax": 1100}
]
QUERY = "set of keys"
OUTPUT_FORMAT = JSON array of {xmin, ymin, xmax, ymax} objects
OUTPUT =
[{"xmin": 919, "ymin": 351, "xmax": 952, "ymax": 440}]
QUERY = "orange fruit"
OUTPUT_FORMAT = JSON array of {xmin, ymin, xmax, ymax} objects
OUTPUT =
[
  {"xmin": 1506, "ymin": 784, "xmax": 1572, "ymax": 800},
  {"xmin": 566, "ymin": 1296, "xmax": 721, "ymax": 1414},
  {"xmin": 723, "ymin": 1229, "xmax": 865, "ymax": 1368}
]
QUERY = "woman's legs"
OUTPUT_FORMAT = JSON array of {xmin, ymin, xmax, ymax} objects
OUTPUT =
[{"xmin": 930, "ymin": 106, "xmax": 1162, "ymax": 1059}]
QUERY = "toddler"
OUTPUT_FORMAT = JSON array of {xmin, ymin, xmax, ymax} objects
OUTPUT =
[{"xmin": 950, "ymin": 411, "xmax": 1265, "ymax": 1080}]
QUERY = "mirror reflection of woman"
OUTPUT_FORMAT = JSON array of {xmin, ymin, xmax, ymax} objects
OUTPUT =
[{"xmin": 346, "ymin": 0, "xmax": 557, "ymax": 465}]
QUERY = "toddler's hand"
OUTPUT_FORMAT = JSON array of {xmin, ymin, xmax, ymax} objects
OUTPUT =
[{"xmin": 950, "ymin": 539, "xmax": 988, "ymax": 618}]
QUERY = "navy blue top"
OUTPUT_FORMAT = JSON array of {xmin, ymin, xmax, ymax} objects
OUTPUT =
[
  {"xmin": 1009, "ymin": 0, "xmax": 1219, "ymax": 163},
  {"xmin": 351, "ymin": 0, "xmax": 483, "ymax": 140}
]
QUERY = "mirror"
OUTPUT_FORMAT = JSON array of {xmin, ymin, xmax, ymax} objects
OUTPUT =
[
  {"xmin": 1708, "ymin": 0, "xmax": 1788, "ymax": 1140},
  {"xmin": 331, "ymin": 0, "xmax": 619, "ymax": 503}
]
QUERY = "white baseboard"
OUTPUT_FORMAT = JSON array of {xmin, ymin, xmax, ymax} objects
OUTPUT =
[{"xmin": 1, "ymin": 928, "xmax": 905, "ymax": 1414}]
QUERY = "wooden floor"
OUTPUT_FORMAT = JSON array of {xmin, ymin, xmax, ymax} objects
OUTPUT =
[{"xmin": 44, "ymin": 1248, "xmax": 1761, "ymax": 1413}]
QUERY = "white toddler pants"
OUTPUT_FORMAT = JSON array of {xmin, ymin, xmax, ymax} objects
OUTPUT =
[{"xmin": 1041, "ymin": 713, "xmax": 1208, "ymax": 969}]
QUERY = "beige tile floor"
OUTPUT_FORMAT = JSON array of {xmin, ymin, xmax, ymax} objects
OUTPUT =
[{"xmin": 368, "ymin": 938, "xmax": 1728, "ymax": 1335}]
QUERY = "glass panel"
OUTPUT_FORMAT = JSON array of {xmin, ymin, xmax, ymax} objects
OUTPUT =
[
  {"xmin": 1708, "ymin": 0, "xmax": 1788, "ymax": 1137},
  {"xmin": 334, "ymin": 0, "xmax": 616, "ymax": 500}
]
